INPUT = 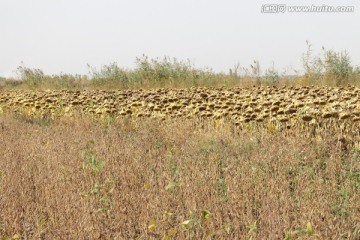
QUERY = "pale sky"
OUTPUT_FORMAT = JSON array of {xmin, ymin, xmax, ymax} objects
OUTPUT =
[{"xmin": 1, "ymin": 0, "xmax": 359, "ymax": 78}]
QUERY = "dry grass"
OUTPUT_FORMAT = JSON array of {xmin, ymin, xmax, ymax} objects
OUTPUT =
[{"xmin": 0, "ymin": 114, "xmax": 359, "ymax": 239}]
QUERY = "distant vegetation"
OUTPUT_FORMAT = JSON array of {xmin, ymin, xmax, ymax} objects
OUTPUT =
[{"xmin": 1, "ymin": 42, "xmax": 359, "ymax": 90}]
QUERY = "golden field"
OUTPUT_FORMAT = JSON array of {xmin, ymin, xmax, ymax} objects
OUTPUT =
[{"xmin": 0, "ymin": 85, "xmax": 359, "ymax": 239}]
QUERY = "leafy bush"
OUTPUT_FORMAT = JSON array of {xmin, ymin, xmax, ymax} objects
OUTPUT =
[
  {"xmin": 133, "ymin": 55, "xmax": 200, "ymax": 84},
  {"xmin": 87, "ymin": 55, "xmax": 228, "ymax": 88},
  {"xmin": 15, "ymin": 64, "xmax": 84, "ymax": 90},
  {"xmin": 323, "ymin": 49, "xmax": 353, "ymax": 85},
  {"xmin": 88, "ymin": 62, "xmax": 129, "ymax": 87},
  {"xmin": 302, "ymin": 41, "xmax": 357, "ymax": 86},
  {"xmin": 48, "ymin": 74, "xmax": 84, "ymax": 89},
  {"xmin": 263, "ymin": 65, "xmax": 280, "ymax": 85},
  {"xmin": 16, "ymin": 65, "xmax": 45, "ymax": 89}
]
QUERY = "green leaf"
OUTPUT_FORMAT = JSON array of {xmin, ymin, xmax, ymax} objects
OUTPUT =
[
  {"xmin": 164, "ymin": 228, "xmax": 177, "ymax": 239},
  {"xmin": 181, "ymin": 219, "xmax": 195, "ymax": 227},
  {"xmin": 224, "ymin": 222, "xmax": 232, "ymax": 234},
  {"xmin": 96, "ymin": 205, "xmax": 111, "ymax": 212},
  {"xmin": 165, "ymin": 181, "xmax": 178, "ymax": 191},
  {"xmin": 306, "ymin": 222, "xmax": 314, "ymax": 235},
  {"xmin": 12, "ymin": 234, "xmax": 21, "ymax": 240},
  {"xmin": 201, "ymin": 209, "xmax": 211, "ymax": 220},
  {"xmin": 148, "ymin": 224, "xmax": 156, "ymax": 231}
]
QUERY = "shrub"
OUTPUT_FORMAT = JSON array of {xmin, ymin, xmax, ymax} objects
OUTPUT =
[
  {"xmin": 323, "ymin": 49, "xmax": 353, "ymax": 86},
  {"xmin": 16, "ymin": 64, "xmax": 45, "ymax": 89},
  {"xmin": 302, "ymin": 41, "xmax": 357, "ymax": 86},
  {"xmin": 88, "ymin": 62, "xmax": 130, "ymax": 87}
]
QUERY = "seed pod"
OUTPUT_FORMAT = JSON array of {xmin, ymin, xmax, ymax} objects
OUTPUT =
[
  {"xmin": 286, "ymin": 108, "xmax": 297, "ymax": 114},
  {"xmin": 197, "ymin": 105, "xmax": 206, "ymax": 111},
  {"xmin": 255, "ymin": 117, "xmax": 264, "ymax": 122},
  {"xmin": 339, "ymin": 112, "xmax": 351, "ymax": 120},
  {"xmin": 302, "ymin": 115, "xmax": 313, "ymax": 121},
  {"xmin": 271, "ymin": 106, "xmax": 279, "ymax": 112},
  {"xmin": 279, "ymin": 117, "xmax": 289, "ymax": 123},
  {"xmin": 352, "ymin": 116, "xmax": 360, "ymax": 122},
  {"xmin": 322, "ymin": 112, "xmax": 332, "ymax": 119}
]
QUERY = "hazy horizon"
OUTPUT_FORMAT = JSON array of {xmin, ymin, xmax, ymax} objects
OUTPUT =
[{"xmin": 1, "ymin": 0, "xmax": 359, "ymax": 78}]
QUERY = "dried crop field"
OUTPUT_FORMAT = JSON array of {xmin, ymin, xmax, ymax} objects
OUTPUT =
[
  {"xmin": 2, "ymin": 86, "xmax": 360, "ymax": 124},
  {"xmin": 0, "ymin": 86, "xmax": 360, "ymax": 239}
]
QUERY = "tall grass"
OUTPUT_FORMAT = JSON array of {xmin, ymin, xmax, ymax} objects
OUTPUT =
[
  {"xmin": 1, "ymin": 42, "xmax": 359, "ymax": 90},
  {"xmin": 87, "ymin": 55, "xmax": 238, "ymax": 89},
  {"xmin": 1, "ymin": 64, "xmax": 87, "ymax": 90}
]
